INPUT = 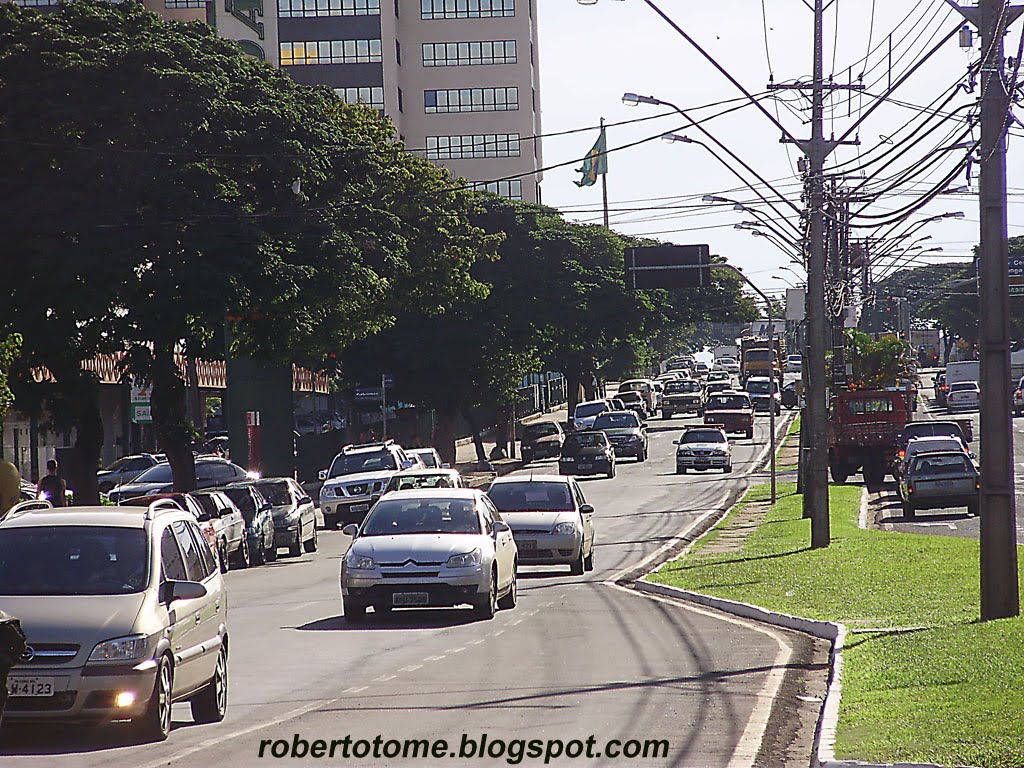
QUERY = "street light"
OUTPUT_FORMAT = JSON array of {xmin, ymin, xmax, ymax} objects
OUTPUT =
[{"xmin": 773, "ymin": 275, "xmax": 797, "ymax": 288}]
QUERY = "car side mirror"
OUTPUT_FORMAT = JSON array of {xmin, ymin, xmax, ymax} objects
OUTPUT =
[
  {"xmin": 441, "ymin": 463, "xmax": 451, "ymax": 469},
  {"xmin": 162, "ymin": 580, "xmax": 207, "ymax": 603},
  {"xmin": 299, "ymin": 496, "xmax": 312, "ymax": 505},
  {"xmin": 672, "ymin": 439, "xmax": 679, "ymax": 445},
  {"xmin": 196, "ymin": 512, "xmax": 213, "ymax": 523},
  {"xmin": 492, "ymin": 520, "xmax": 510, "ymax": 535},
  {"xmin": 318, "ymin": 469, "xmax": 328, "ymax": 481},
  {"xmin": 341, "ymin": 523, "xmax": 359, "ymax": 537},
  {"xmin": 580, "ymin": 504, "xmax": 594, "ymax": 514}
]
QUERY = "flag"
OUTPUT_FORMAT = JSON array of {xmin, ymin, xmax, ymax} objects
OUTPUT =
[{"xmin": 574, "ymin": 125, "xmax": 607, "ymax": 187}]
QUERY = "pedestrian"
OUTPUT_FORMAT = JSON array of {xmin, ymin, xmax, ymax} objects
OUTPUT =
[{"xmin": 37, "ymin": 459, "xmax": 67, "ymax": 507}]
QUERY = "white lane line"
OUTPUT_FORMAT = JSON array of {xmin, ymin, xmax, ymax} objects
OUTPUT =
[
  {"xmin": 136, "ymin": 697, "xmax": 338, "ymax": 768},
  {"xmin": 374, "ymin": 674, "xmax": 396, "ymax": 682},
  {"xmin": 450, "ymin": 646, "xmax": 466, "ymax": 653},
  {"xmin": 286, "ymin": 601, "xmax": 316, "ymax": 612},
  {"xmin": 492, "ymin": 630, "xmax": 504, "ymax": 637},
  {"xmin": 399, "ymin": 664, "xmax": 422, "ymax": 673},
  {"xmin": 605, "ymin": 582, "xmax": 793, "ymax": 768},
  {"xmin": 468, "ymin": 639, "xmax": 485, "ymax": 645},
  {"xmin": 342, "ymin": 685, "xmax": 368, "ymax": 694},
  {"xmin": 424, "ymin": 654, "xmax": 447, "ymax": 661},
  {"xmin": 509, "ymin": 619, "xmax": 523, "ymax": 626}
]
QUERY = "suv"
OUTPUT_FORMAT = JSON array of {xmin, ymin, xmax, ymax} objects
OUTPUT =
[
  {"xmin": 661, "ymin": 378, "xmax": 703, "ymax": 418},
  {"xmin": 319, "ymin": 441, "xmax": 416, "ymax": 529},
  {"xmin": 0, "ymin": 498, "xmax": 229, "ymax": 740}
]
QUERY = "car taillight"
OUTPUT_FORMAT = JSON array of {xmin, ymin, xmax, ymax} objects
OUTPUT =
[
  {"xmin": 907, "ymin": 484, "xmax": 914, "ymax": 494},
  {"xmin": 976, "ymin": 481, "xmax": 981, "ymax": 490},
  {"xmin": 898, "ymin": 449, "xmax": 905, "ymax": 460}
]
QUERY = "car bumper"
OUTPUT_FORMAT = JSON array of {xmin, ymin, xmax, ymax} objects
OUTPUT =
[
  {"xmin": 609, "ymin": 442, "xmax": 644, "ymax": 456},
  {"xmin": 4, "ymin": 663, "xmax": 157, "ymax": 724},
  {"xmin": 521, "ymin": 445, "xmax": 561, "ymax": 460},
  {"xmin": 663, "ymin": 400, "xmax": 701, "ymax": 413},
  {"xmin": 273, "ymin": 522, "xmax": 301, "ymax": 547},
  {"xmin": 321, "ymin": 498, "xmax": 374, "ymax": 524},
  {"xmin": 511, "ymin": 534, "xmax": 581, "ymax": 565},
  {"xmin": 676, "ymin": 455, "xmax": 729, "ymax": 470},
  {"xmin": 558, "ymin": 459, "xmax": 612, "ymax": 475},
  {"xmin": 343, "ymin": 570, "xmax": 488, "ymax": 607},
  {"xmin": 947, "ymin": 400, "xmax": 978, "ymax": 411},
  {"xmin": 907, "ymin": 492, "xmax": 978, "ymax": 510}
]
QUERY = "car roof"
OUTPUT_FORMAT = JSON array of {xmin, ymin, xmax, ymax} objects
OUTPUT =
[
  {"xmin": 595, "ymin": 410, "xmax": 637, "ymax": 417},
  {"xmin": 490, "ymin": 473, "xmax": 569, "ymax": 485},
  {"xmin": 391, "ymin": 468, "xmax": 460, "ymax": 477},
  {"xmin": 911, "ymin": 450, "xmax": 971, "ymax": 459},
  {"xmin": 0, "ymin": 505, "xmax": 168, "ymax": 529},
  {"xmin": 407, "ymin": 447, "xmax": 439, "ymax": 454},
  {"xmin": 575, "ymin": 399, "xmax": 607, "ymax": 407},
  {"xmin": 380, "ymin": 488, "xmax": 482, "ymax": 500}
]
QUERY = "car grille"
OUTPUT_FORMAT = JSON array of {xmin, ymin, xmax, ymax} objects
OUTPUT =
[
  {"xmin": 378, "ymin": 559, "xmax": 444, "ymax": 567},
  {"xmin": 381, "ymin": 571, "xmax": 441, "ymax": 579},
  {"xmin": 16, "ymin": 643, "xmax": 80, "ymax": 667},
  {"xmin": 512, "ymin": 529, "xmax": 551, "ymax": 535}
]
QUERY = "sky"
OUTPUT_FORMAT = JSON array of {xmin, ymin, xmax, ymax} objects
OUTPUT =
[{"xmin": 533, "ymin": 0, "xmax": 1019, "ymax": 301}]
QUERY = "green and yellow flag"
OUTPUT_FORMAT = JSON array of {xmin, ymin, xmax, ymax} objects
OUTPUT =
[{"xmin": 574, "ymin": 125, "xmax": 608, "ymax": 187}]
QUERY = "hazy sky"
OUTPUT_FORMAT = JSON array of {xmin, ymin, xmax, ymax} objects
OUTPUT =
[{"xmin": 535, "ymin": 1, "xmax": 1017, "ymax": 299}]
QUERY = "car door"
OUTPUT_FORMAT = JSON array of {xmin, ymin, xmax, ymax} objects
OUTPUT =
[
  {"xmin": 172, "ymin": 519, "xmax": 223, "ymax": 693},
  {"xmin": 481, "ymin": 497, "xmax": 515, "ymax": 589},
  {"xmin": 218, "ymin": 493, "xmax": 245, "ymax": 550},
  {"xmin": 571, "ymin": 481, "xmax": 594, "ymax": 556},
  {"xmin": 158, "ymin": 524, "xmax": 206, "ymax": 697},
  {"xmin": 288, "ymin": 479, "xmax": 316, "ymax": 535}
]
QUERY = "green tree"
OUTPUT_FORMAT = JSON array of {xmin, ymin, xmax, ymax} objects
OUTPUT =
[
  {"xmin": 842, "ymin": 330, "xmax": 914, "ymax": 388},
  {"xmin": 0, "ymin": 335, "xmax": 20, "ymax": 420}
]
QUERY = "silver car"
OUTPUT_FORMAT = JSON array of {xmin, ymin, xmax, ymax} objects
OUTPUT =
[
  {"xmin": 340, "ymin": 489, "xmax": 518, "ymax": 621},
  {"xmin": 0, "ymin": 498, "xmax": 228, "ymax": 741},
  {"xmin": 486, "ymin": 475, "xmax": 596, "ymax": 575},
  {"xmin": 253, "ymin": 478, "xmax": 318, "ymax": 557}
]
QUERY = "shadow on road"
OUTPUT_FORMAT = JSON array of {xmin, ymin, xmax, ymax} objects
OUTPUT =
[
  {"xmin": 296, "ymin": 610, "xmax": 480, "ymax": 631},
  {"xmin": 0, "ymin": 712, "xmax": 198, "ymax": 755}
]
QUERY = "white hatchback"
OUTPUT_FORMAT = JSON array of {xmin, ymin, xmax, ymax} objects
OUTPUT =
[{"xmin": 947, "ymin": 381, "xmax": 980, "ymax": 412}]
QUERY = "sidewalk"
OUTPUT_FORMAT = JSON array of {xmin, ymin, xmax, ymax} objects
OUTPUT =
[{"xmin": 455, "ymin": 405, "xmax": 569, "ymax": 488}]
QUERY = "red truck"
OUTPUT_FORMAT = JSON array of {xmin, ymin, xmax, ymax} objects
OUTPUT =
[{"xmin": 828, "ymin": 389, "xmax": 911, "ymax": 484}]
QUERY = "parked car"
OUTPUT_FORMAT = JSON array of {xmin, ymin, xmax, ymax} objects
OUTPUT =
[
  {"xmin": 318, "ymin": 441, "xmax": 417, "ymax": 529},
  {"xmin": 933, "ymin": 372, "xmax": 949, "ymax": 406},
  {"xmin": 558, "ymin": 430, "xmax": 616, "ymax": 478},
  {"xmin": 253, "ymin": 478, "xmax": 318, "ymax": 558},
  {"xmin": 785, "ymin": 354, "xmax": 803, "ymax": 374},
  {"xmin": 407, "ymin": 447, "xmax": 444, "ymax": 469},
  {"xmin": 592, "ymin": 410, "xmax": 648, "ymax": 462},
  {"xmin": 382, "ymin": 468, "xmax": 464, "ymax": 494},
  {"xmin": 745, "ymin": 376, "xmax": 781, "ymax": 415},
  {"xmin": 661, "ymin": 378, "xmax": 703, "ymax": 418},
  {"xmin": 0, "ymin": 497, "xmax": 229, "ymax": 740},
  {"xmin": 895, "ymin": 435, "xmax": 972, "ymax": 490},
  {"xmin": 899, "ymin": 450, "xmax": 979, "ymax": 518},
  {"xmin": 781, "ymin": 380, "xmax": 800, "ymax": 409},
  {"xmin": 121, "ymin": 492, "xmax": 221, "ymax": 566},
  {"xmin": 218, "ymin": 484, "xmax": 277, "ymax": 565},
  {"xmin": 675, "ymin": 426, "xmax": 733, "ymax": 474},
  {"xmin": 487, "ymin": 474, "xmax": 595, "ymax": 575},
  {"xmin": 520, "ymin": 421, "xmax": 565, "ymax": 465},
  {"xmin": 571, "ymin": 399, "xmax": 613, "ymax": 431},
  {"xmin": 340, "ymin": 489, "xmax": 517, "ymax": 620},
  {"xmin": 947, "ymin": 381, "xmax": 980, "ymax": 412},
  {"xmin": 108, "ymin": 458, "xmax": 250, "ymax": 504},
  {"xmin": 96, "ymin": 454, "xmax": 160, "ymax": 494},
  {"xmin": 191, "ymin": 490, "xmax": 249, "ymax": 570},
  {"xmin": 703, "ymin": 391, "xmax": 755, "ymax": 439}
]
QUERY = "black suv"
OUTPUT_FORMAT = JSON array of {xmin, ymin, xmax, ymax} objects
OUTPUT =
[
  {"xmin": 558, "ymin": 431, "xmax": 616, "ymax": 479},
  {"xmin": 520, "ymin": 421, "xmax": 565, "ymax": 465}
]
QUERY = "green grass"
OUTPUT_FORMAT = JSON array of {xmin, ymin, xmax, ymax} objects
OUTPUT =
[
  {"xmin": 776, "ymin": 413, "xmax": 800, "ymax": 471},
  {"xmin": 649, "ymin": 482, "xmax": 1024, "ymax": 767}
]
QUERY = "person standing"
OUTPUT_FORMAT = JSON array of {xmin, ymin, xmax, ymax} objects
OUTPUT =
[{"xmin": 37, "ymin": 459, "xmax": 67, "ymax": 507}]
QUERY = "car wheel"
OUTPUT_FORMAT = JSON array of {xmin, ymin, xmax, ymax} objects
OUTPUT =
[
  {"xmin": 344, "ymin": 597, "xmax": 366, "ymax": 622},
  {"xmin": 497, "ymin": 564, "xmax": 517, "ymax": 609},
  {"xmin": 723, "ymin": 464, "xmax": 732, "ymax": 474},
  {"xmin": 322, "ymin": 512, "xmax": 337, "ymax": 531},
  {"xmin": 677, "ymin": 467, "xmax": 687, "ymax": 474},
  {"xmin": 234, "ymin": 536, "xmax": 251, "ymax": 569},
  {"xmin": 218, "ymin": 539, "xmax": 229, "ymax": 573},
  {"xmin": 304, "ymin": 523, "xmax": 318, "ymax": 553},
  {"xmin": 902, "ymin": 501, "xmax": 916, "ymax": 519},
  {"xmin": 570, "ymin": 547, "xmax": 585, "ymax": 576},
  {"xmin": 190, "ymin": 647, "xmax": 228, "ymax": 724},
  {"xmin": 474, "ymin": 571, "xmax": 497, "ymax": 620},
  {"xmin": 968, "ymin": 502, "xmax": 979, "ymax": 517},
  {"xmin": 251, "ymin": 538, "xmax": 266, "ymax": 566},
  {"xmin": 288, "ymin": 527, "xmax": 303, "ymax": 558},
  {"xmin": 583, "ymin": 546, "xmax": 594, "ymax": 572},
  {"xmin": 745, "ymin": 428, "xmax": 754, "ymax": 439},
  {"xmin": 135, "ymin": 654, "xmax": 173, "ymax": 742},
  {"xmin": 265, "ymin": 538, "xmax": 278, "ymax": 562}
]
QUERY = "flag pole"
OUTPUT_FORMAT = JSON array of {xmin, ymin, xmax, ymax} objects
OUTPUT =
[{"xmin": 600, "ymin": 117, "xmax": 609, "ymax": 228}]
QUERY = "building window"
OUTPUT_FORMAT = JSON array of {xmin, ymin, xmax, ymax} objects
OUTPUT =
[
  {"xmin": 280, "ymin": 39, "xmax": 383, "ymax": 66},
  {"xmin": 469, "ymin": 179, "xmax": 523, "ymax": 200},
  {"xmin": 335, "ymin": 86, "xmax": 385, "ymax": 109},
  {"xmin": 278, "ymin": 0, "xmax": 380, "ymax": 16},
  {"xmin": 396, "ymin": 40, "xmax": 402, "ymax": 65},
  {"xmin": 164, "ymin": 0, "xmax": 205, "ymax": 7},
  {"xmin": 11, "ymin": 0, "xmax": 57, "ymax": 5},
  {"xmin": 426, "ymin": 134, "xmax": 520, "ymax": 159},
  {"xmin": 424, "ymin": 87, "xmax": 518, "ymax": 113},
  {"xmin": 422, "ymin": 40, "xmax": 517, "ymax": 67},
  {"xmin": 420, "ymin": 0, "xmax": 514, "ymax": 19},
  {"xmin": 398, "ymin": 87, "xmax": 404, "ymax": 112}
]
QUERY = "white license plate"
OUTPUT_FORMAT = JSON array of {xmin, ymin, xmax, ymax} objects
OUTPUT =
[
  {"xmin": 8, "ymin": 677, "xmax": 54, "ymax": 698},
  {"xmin": 350, "ymin": 503, "xmax": 369, "ymax": 514},
  {"xmin": 392, "ymin": 592, "xmax": 429, "ymax": 606},
  {"xmin": 518, "ymin": 540, "xmax": 537, "ymax": 550}
]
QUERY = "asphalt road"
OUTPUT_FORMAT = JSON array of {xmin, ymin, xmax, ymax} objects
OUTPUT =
[
  {"xmin": 1, "ymin": 409, "xmax": 827, "ymax": 768},
  {"xmin": 869, "ymin": 370, "xmax": 1024, "ymax": 543}
]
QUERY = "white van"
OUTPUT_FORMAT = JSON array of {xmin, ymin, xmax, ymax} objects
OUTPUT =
[{"xmin": 945, "ymin": 361, "xmax": 980, "ymax": 389}]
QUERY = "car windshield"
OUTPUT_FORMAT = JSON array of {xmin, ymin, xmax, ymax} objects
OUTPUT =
[
  {"xmin": 706, "ymin": 394, "xmax": 750, "ymax": 410},
  {"xmin": 563, "ymin": 433, "xmax": 606, "ymax": 450},
  {"xmin": 617, "ymin": 382, "xmax": 645, "ymax": 392},
  {"xmin": 410, "ymin": 450, "xmax": 439, "ymax": 468},
  {"xmin": 328, "ymin": 450, "xmax": 397, "ymax": 478},
  {"xmin": 950, "ymin": 382, "xmax": 978, "ymax": 392},
  {"xmin": 574, "ymin": 402, "xmax": 607, "ymax": 418},
  {"xmin": 522, "ymin": 423, "xmax": 559, "ymax": 440},
  {"xmin": 746, "ymin": 380, "xmax": 775, "ymax": 394},
  {"xmin": 0, "ymin": 526, "xmax": 148, "ymax": 596},
  {"xmin": 593, "ymin": 413, "xmax": 638, "ymax": 429},
  {"xmin": 900, "ymin": 424, "xmax": 962, "ymax": 444},
  {"xmin": 745, "ymin": 350, "xmax": 771, "ymax": 362},
  {"xmin": 666, "ymin": 380, "xmax": 700, "ymax": 394},
  {"xmin": 389, "ymin": 473, "xmax": 456, "ymax": 491},
  {"xmin": 221, "ymin": 488, "xmax": 257, "ymax": 520},
  {"xmin": 131, "ymin": 463, "xmax": 173, "ymax": 484},
  {"xmin": 105, "ymin": 457, "xmax": 140, "ymax": 472},
  {"xmin": 255, "ymin": 481, "xmax": 292, "ymax": 506},
  {"xmin": 489, "ymin": 482, "xmax": 574, "ymax": 512},
  {"xmin": 911, "ymin": 454, "xmax": 972, "ymax": 475},
  {"xmin": 682, "ymin": 430, "xmax": 726, "ymax": 444},
  {"xmin": 361, "ymin": 498, "xmax": 479, "ymax": 536}
]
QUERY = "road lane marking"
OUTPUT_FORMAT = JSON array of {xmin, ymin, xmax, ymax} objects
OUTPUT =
[
  {"xmin": 399, "ymin": 664, "xmax": 422, "ymax": 673},
  {"xmin": 286, "ymin": 601, "xmax": 316, "ymax": 612},
  {"xmin": 342, "ymin": 685, "xmax": 368, "ymax": 694},
  {"xmin": 492, "ymin": 630, "xmax": 504, "ymax": 637},
  {"xmin": 450, "ymin": 646, "xmax": 466, "ymax": 653},
  {"xmin": 424, "ymin": 654, "xmax": 447, "ymax": 661},
  {"xmin": 374, "ymin": 674, "xmax": 397, "ymax": 682},
  {"xmin": 468, "ymin": 639, "xmax": 485, "ymax": 645}
]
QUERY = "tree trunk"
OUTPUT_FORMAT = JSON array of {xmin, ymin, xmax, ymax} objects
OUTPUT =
[
  {"xmin": 462, "ymin": 407, "xmax": 489, "ymax": 465},
  {"xmin": 48, "ymin": 364, "xmax": 103, "ymax": 506},
  {"xmin": 494, "ymin": 405, "xmax": 512, "ymax": 456},
  {"xmin": 583, "ymin": 373, "xmax": 598, "ymax": 402},
  {"xmin": 150, "ymin": 346, "xmax": 196, "ymax": 492},
  {"xmin": 433, "ymin": 406, "xmax": 459, "ymax": 467},
  {"xmin": 565, "ymin": 369, "xmax": 584, "ymax": 427}
]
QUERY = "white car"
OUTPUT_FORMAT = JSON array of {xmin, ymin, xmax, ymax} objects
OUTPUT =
[
  {"xmin": 407, "ymin": 447, "xmax": 445, "ymax": 469},
  {"xmin": 340, "ymin": 489, "xmax": 517, "ymax": 620},
  {"xmin": 715, "ymin": 357, "xmax": 741, "ymax": 375},
  {"xmin": 785, "ymin": 355, "xmax": 803, "ymax": 373},
  {"xmin": 319, "ymin": 441, "xmax": 418, "ymax": 529},
  {"xmin": 572, "ymin": 399, "xmax": 612, "ymax": 430},
  {"xmin": 947, "ymin": 381, "xmax": 980, "ymax": 412},
  {"xmin": 694, "ymin": 361, "xmax": 710, "ymax": 378},
  {"xmin": 674, "ymin": 426, "xmax": 733, "ymax": 473}
]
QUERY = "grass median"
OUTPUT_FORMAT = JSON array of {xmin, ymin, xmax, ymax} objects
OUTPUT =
[{"xmin": 648, "ymin": 482, "xmax": 1024, "ymax": 768}]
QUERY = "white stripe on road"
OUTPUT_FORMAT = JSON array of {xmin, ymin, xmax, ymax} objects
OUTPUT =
[
  {"xmin": 286, "ymin": 601, "xmax": 317, "ymax": 612},
  {"xmin": 399, "ymin": 664, "xmax": 422, "ymax": 673}
]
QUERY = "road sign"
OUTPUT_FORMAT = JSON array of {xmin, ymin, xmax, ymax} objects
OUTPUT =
[
  {"xmin": 355, "ymin": 387, "xmax": 384, "ymax": 401},
  {"xmin": 131, "ymin": 404, "xmax": 152, "ymax": 424},
  {"xmin": 382, "ymin": 374, "xmax": 395, "ymax": 389},
  {"xmin": 130, "ymin": 381, "xmax": 152, "ymax": 424},
  {"xmin": 1009, "ymin": 255, "xmax": 1024, "ymax": 295},
  {"xmin": 625, "ymin": 245, "xmax": 712, "ymax": 289}
]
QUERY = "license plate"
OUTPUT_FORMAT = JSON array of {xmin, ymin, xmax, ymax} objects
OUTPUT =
[
  {"xmin": 518, "ymin": 540, "xmax": 537, "ymax": 550},
  {"xmin": 350, "ymin": 503, "xmax": 369, "ymax": 514},
  {"xmin": 393, "ymin": 592, "xmax": 429, "ymax": 606},
  {"xmin": 578, "ymin": 463, "xmax": 592, "ymax": 470},
  {"xmin": 8, "ymin": 678, "xmax": 54, "ymax": 698}
]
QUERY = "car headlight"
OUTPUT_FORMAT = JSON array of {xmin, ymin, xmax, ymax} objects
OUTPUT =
[
  {"xmin": 677, "ymin": 448, "xmax": 693, "ymax": 456},
  {"xmin": 561, "ymin": 456, "xmax": 575, "ymax": 462},
  {"xmin": 553, "ymin": 521, "xmax": 578, "ymax": 536},
  {"xmin": 447, "ymin": 550, "xmax": 481, "ymax": 568},
  {"xmin": 628, "ymin": 435, "xmax": 642, "ymax": 442},
  {"xmin": 89, "ymin": 635, "xmax": 148, "ymax": 662},
  {"xmin": 345, "ymin": 551, "xmax": 376, "ymax": 570},
  {"xmin": 712, "ymin": 449, "xmax": 727, "ymax": 456}
]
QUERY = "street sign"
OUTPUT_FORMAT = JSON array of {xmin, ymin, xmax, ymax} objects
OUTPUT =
[
  {"xmin": 131, "ymin": 404, "xmax": 152, "ymax": 424},
  {"xmin": 130, "ymin": 381, "xmax": 152, "ymax": 424},
  {"xmin": 625, "ymin": 245, "xmax": 711, "ymax": 289},
  {"xmin": 382, "ymin": 374, "xmax": 395, "ymax": 389},
  {"xmin": 1009, "ymin": 255, "xmax": 1024, "ymax": 295},
  {"xmin": 355, "ymin": 387, "xmax": 384, "ymax": 401}
]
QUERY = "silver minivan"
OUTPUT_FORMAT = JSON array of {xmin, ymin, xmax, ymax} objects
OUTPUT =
[{"xmin": 0, "ymin": 499, "xmax": 228, "ymax": 741}]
